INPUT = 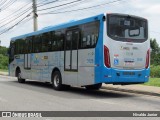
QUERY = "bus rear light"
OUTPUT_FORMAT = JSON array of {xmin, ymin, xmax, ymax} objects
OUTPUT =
[
  {"xmin": 104, "ymin": 45, "xmax": 111, "ymax": 68},
  {"xmin": 145, "ymin": 49, "xmax": 150, "ymax": 69}
]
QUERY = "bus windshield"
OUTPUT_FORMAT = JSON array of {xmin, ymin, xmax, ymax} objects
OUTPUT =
[{"xmin": 107, "ymin": 14, "xmax": 148, "ymax": 42}]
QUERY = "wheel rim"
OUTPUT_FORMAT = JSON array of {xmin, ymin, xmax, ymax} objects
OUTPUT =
[{"xmin": 53, "ymin": 75, "xmax": 59, "ymax": 87}]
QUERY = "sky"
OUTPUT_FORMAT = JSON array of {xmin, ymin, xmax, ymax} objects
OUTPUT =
[{"xmin": 0, "ymin": 0, "xmax": 160, "ymax": 47}]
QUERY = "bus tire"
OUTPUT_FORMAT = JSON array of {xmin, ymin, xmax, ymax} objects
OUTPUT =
[
  {"xmin": 17, "ymin": 70, "xmax": 25, "ymax": 83},
  {"xmin": 85, "ymin": 83, "xmax": 102, "ymax": 90},
  {"xmin": 52, "ymin": 71, "xmax": 63, "ymax": 91}
]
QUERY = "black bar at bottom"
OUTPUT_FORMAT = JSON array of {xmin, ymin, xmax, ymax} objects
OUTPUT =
[{"xmin": 0, "ymin": 111, "xmax": 160, "ymax": 117}]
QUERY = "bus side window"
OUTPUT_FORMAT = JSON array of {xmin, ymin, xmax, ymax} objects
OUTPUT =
[
  {"xmin": 15, "ymin": 40, "xmax": 18, "ymax": 55},
  {"xmin": 72, "ymin": 30, "xmax": 79, "ymax": 50},
  {"xmin": 51, "ymin": 31, "xmax": 64, "ymax": 51},
  {"xmin": 33, "ymin": 35, "xmax": 42, "ymax": 53},
  {"xmin": 52, "ymin": 31, "xmax": 58, "ymax": 51},
  {"xmin": 22, "ymin": 39, "xmax": 25, "ymax": 54},
  {"xmin": 28, "ymin": 37, "xmax": 32, "ymax": 53},
  {"xmin": 57, "ymin": 38, "xmax": 64, "ymax": 51},
  {"xmin": 87, "ymin": 35, "xmax": 91, "ymax": 46},
  {"xmin": 24, "ymin": 39, "xmax": 27, "ymax": 54},
  {"xmin": 9, "ymin": 41, "xmax": 15, "ymax": 63},
  {"xmin": 66, "ymin": 31, "xmax": 72, "ymax": 50},
  {"xmin": 48, "ymin": 32, "xmax": 52, "ymax": 52},
  {"xmin": 82, "ymin": 37, "xmax": 87, "ymax": 48},
  {"xmin": 50, "ymin": 31, "xmax": 55, "ymax": 51},
  {"xmin": 95, "ymin": 33, "xmax": 98, "ymax": 45},
  {"xmin": 28, "ymin": 37, "xmax": 33, "ymax": 53},
  {"xmin": 80, "ymin": 21, "xmax": 99, "ymax": 49},
  {"xmin": 91, "ymin": 34, "xmax": 95, "ymax": 46},
  {"xmin": 42, "ymin": 33, "xmax": 49, "ymax": 52}
]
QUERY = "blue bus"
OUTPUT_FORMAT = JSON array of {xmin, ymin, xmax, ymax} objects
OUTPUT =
[{"xmin": 8, "ymin": 13, "xmax": 150, "ymax": 90}]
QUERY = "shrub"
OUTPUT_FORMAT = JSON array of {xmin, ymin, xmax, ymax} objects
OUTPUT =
[
  {"xmin": 150, "ymin": 65, "xmax": 160, "ymax": 78},
  {"xmin": 0, "ymin": 54, "xmax": 8, "ymax": 70}
]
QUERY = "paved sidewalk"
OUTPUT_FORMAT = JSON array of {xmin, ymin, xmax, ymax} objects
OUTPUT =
[
  {"xmin": 102, "ymin": 84, "xmax": 160, "ymax": 97},
  {"xmin": 0, "ymin": 71, "xmax": 8, "ymax": 76}
]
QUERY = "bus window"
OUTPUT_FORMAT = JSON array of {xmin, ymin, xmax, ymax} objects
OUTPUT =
[
  {"xmin": 18, "ymin": 39, "xmax": 24, "ymax": 54},
  {"xmin": 87, "ymin": 35, "xmax": 91, "ymax": 46},
  {"xmin": 52, "ymin": 31, "xmax": 64, "ymax": 51},
  {"xmin": 107, "ymin": 14, "xmax": 148, "ymax": 42},
  {"xmin": 9, "ymin": 41, "xmax": 15, "ymax": 63},
  {"xmin": 80, "ymin": 21, "xmax": 99, "ymax": 49},
  {"xmin": 66, "ymin": 31, "xmax": 72, "ymax": 50},
  {"xmin": 14, "ymin": 41, "xmax": 17, "ymax": 55},
  {"xmin": 82, "ymin": 37, "xmax": 87, "ymax": 48},
  {"xmin": 91, "ymin": 34, "xmax": 97, "ymax": 46},
  {"xmin": 48, "ymin": 32, "xmax": 52, "ymax": 52},
  {"xmin": 42, "ymin": 33, "xmax": 50, "ymax": 52},
  {"xmin": 28, "ymin": 37, "xmax": 32, "ymax": 53},
  {"xmin": 26, "ymin": 37, "xmax": 33, "ymax": 53},
  {"xmin": 56, "ymin": 31, "xmax": 64, "ymax": 51},
  {"xmin": 23, "ymin": 39, "xmax": 27, "ymax": 54},
  {"xmin": 72, "ymin": 31, "xmax": 79, "ymax": 50},
  {"xmin": 33, "ymin": 35, "xmax": 42, "ymax": 53}
]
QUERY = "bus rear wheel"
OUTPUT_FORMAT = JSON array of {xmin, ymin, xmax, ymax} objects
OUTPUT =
[
  {"xmin": 17, "ymin": 70, "xmax": 25, "ymax": 83},
  {"xmin": 52, "ymin": 71, "xmax": 63, "ymax": 91},
  {"xmin": 85, "ymin": 83, "xmax": 102, "ymax": 90}
]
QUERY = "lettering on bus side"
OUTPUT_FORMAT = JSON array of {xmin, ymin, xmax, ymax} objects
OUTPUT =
[
  {"xmin": 120, "ymin": 46, "xmax": 130, "ymax": 51},
  {"xmin": 86, "ymin": 59, "xmax": 94, "ymax": 64}
]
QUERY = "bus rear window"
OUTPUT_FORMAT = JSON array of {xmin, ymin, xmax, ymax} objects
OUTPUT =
[{"xmin": 107, "ymin": 14, "xmax": 148, "ymax": 42}]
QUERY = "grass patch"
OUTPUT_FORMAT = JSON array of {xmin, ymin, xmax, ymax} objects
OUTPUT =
[
  {"xmin": 0, "ymin": 69, "xmax": 8, "ymax": 72},
  {"xmin": 143, "ymin": 78, "xmax": 160, "ymax": 87}
]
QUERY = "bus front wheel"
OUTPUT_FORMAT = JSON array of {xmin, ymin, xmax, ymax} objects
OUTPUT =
[
  {"xmin": 52, "ymin": 71, "xmax": 63, "ymax": 91},
  {"xmin": 17, "ymin": 70, "xmax": 25, "ymax": 83},
  {"xmin": 85, "ymin": 83, "xmax": 102, "ymax": 90}
]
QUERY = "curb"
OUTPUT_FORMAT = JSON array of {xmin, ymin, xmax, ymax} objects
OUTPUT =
[
  {"xmin": 0, "ymin": 72, "xmax": 8, "ymax": 76},
  {"xmin": 102, "ymin": 85, "xmax": 160, "ymax": 97}
]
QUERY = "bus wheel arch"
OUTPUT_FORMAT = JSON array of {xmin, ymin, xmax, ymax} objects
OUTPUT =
[
  {"xmin": 51, "ymin": 68, "xmax": 63, "ymax": 90},
  {"xmin": 15, "ymin": 67, "xmax": 25, "ymax": 83},
  {"xmin": 15, "ymin": 67, "xmax": 20, "ymax": 77}
]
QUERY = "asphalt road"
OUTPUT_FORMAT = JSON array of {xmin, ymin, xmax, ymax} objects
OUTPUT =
[{"xmin": 0, "ymin": 75, "xmax": 160, "ymax": 120}]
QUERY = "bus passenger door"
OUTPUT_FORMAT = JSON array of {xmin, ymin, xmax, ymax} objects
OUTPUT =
[
  {"xmin": 64, "ymin": 30, "xmax": 79, "ymax": 72},
  {"xmin": 64, "ymin": 29, "xmax": 79, "ymax": 85}
]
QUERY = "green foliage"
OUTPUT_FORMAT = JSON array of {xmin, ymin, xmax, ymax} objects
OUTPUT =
[
  {"xmin": 0, "ymin": 46, "xmax": 8, "ymax": 70},
  {"xmin": 0, "ymin": 46, "xmax": 8, "ymax": 56},
  {"xmin": 150, "ymin": 38, "xmax": 160, "ymax": 54},
  {"xmin": 144, "ymin": 78, "xmax": 160, "ymax": 87},
  {"xmin": 150, "ymin": 38, "xmax": 160, "ymax": 65},
  {"xmin": 150, "ymin": 38, "xmax": 160, "ymax": 78},
  {"xmin": 150, "ymin": 65, "xmax": 160, "ymax": 78}
]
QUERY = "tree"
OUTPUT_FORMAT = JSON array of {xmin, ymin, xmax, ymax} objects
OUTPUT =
[
  {"xmin": 150, "ymin": 38, "xmax": 160, "ymax": 65},
  {"xmin": 0, "ymin": 46, "xmax": 8, "ymax": 56},
  {"xmin": 0, "ymin": 46, "xmax": 8, "ymax": 70},
  {"xmin": 150, "ymin": 38, "xmax": 160, "ymax": 54}
]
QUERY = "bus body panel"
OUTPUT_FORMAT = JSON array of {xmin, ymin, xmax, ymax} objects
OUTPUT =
[
  {"xmin": 108, "ymin": 39, "xmax": 150, "ymax": 70},
  {"xmin": 94, "ymin": 18, "xmax": 104, "ymax": 84},
  {"xmin": 78, "ymin": 49, "xmax": 95, "ymax": 86}
]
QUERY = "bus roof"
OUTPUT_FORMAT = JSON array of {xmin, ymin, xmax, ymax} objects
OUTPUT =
[{"xmin": 11, "ymin": 13, "xmax": 105, "ymax": 41}]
